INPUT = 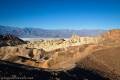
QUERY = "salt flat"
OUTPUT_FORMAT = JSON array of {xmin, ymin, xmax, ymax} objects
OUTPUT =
[{"xmin": 21, "ymin": 38, "xmax": 69, "ymax": 41}]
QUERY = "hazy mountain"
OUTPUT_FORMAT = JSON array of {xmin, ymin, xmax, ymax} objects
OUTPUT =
[{"xmin": 0, "ymin": 25, "xmax": 107, "ymax": 38}]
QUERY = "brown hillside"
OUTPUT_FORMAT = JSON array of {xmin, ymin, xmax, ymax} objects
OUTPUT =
[{"xmin": 77, "ymin": 46, "xmax": 120, "ymax": 80}]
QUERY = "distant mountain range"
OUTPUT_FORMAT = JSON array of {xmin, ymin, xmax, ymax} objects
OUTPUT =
[{"xmin": 0, "ymin": 25, "xmax": 107, "ymax": 38}]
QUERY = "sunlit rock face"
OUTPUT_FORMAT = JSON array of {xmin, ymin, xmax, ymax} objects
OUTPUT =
[
  {"xmin": 0, "ymin": 47, "xmax": 31, "ymax": 60},
  {"xmin": 24, "ymin": 35, "xmax": 102, "ymax": 51},
  {"xmin": 102, "ymin": 30, "xmax": 120, "ymax": 40},
  {"xmin": 99, "ymin": 30, "xmax": 120, "ymax": 46},
  {"xmin": 0, "ymin": 46, "xmax": 49, "ymax": 68},
  {"xmin": 69, "ymin": 34, "xmax": 81, "ymax": 43},
  {"xmin": 69, "ymin": 34, "xmax": 101, "ymax": 44}
]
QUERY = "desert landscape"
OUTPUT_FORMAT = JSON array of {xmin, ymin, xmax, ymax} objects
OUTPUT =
[
  {"xmin": 0, "ymin": 29, "xmax": 120, "ymax": 80},
  {"xmin": 0, "ymin": 0, "xmax": 120, "ymax": 79}
]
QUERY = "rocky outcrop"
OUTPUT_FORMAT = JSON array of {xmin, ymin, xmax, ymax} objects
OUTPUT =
[
  {"xmin": 0, "ymin": 34, "xmax": 27, "ymax": 47},
  {"xmin": 100, "ymin": 29, "xmax": 120, "ymax": 46},
  {"xmin": 69, "ymin": 34, "xmax": 81, "ymax": 42},
  {"xmin": 26, "ymin": 35, "xmax": 102, "ymax": 51},
  {"xmin": 102, "ymin": 29, "xmax": 120, "ymax": 41},
  {"xmin": 69, "ymin": 34, "xmax": 102, "ymax": 44},
  {"xmin": 0, "ymin": 46, "xmax": 48, "ymax": 60}
]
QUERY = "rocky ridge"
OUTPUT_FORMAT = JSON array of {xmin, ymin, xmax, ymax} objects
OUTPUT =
[{"xmin": 0, "ymin": 34, "xmax": 27, "ymax": 47}]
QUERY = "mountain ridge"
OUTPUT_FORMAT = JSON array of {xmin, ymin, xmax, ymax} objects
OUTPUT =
[{"xmin": 0, "ymin": 25, "xmax": 107, "ymax": 38}]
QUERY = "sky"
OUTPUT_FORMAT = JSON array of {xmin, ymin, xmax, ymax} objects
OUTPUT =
[{"xmin": 0, "ymin": 0, "xmax": 120, "ymax": 29}]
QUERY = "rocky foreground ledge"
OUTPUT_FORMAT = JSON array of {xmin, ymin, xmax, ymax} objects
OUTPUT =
[{"xmin": 0, "ymin": 60, "xmax": 108, "ymax": 80}]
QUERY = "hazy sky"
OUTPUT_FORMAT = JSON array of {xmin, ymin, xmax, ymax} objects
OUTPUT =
[{"xmin": 0, "ymin": 0, "xmax": 120, "ymax": 29}]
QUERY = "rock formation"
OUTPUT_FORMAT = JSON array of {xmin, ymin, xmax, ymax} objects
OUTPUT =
[
  {"xmin": 0, "ymin": 34, "xmax": 27, "ymax": 47},
  {"xmin": 0, "ymin": 30, "xmax": 120, "ymax": 80},
  {"xmin": 102, "ymin": 29, "xmax": 120, "ymax": 41},
  {"xmin": 100, "ymin": 29, "xmax": 120, "ymax": 46}
]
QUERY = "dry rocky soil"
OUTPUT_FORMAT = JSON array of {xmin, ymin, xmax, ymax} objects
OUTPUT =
[{"xmin": 0, "ymin": 30, "xmax": 120, "ymax": 80}]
